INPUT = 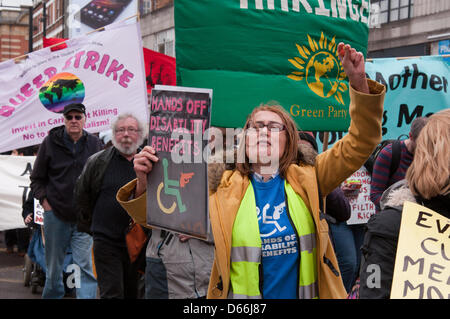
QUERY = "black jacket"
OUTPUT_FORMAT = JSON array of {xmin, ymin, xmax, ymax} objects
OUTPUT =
[
  {"xmin": 359, "ymin": 180, "xmax": 450, "ymax": 299},
  {"xmin": 22, "ymin": 190, "xmax": 34, "ymax": 221},
  {"xmin": 73, "ymin": 146, "xmax": 116, "ymax": 234},
  {"xmin": 30, "ymin": 125, "xmax": 103, "ymax": 225}
]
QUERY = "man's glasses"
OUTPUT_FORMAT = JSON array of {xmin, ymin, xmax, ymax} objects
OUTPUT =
[
  {"xmin": 65, "ymin": 115, "xmax": 83, "ymax": 121},
  {"xmin": 115, "ymin": 127, "xmax": 140, "ymax": 134},
  {"xmin": 247, "ymin": 121, "xmax": 286, "ymax": 133}
]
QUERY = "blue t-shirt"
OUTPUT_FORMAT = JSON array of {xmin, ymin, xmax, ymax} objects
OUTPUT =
[{"xmin": 250, "ymin": 173, "xmax": 299, "ymax": 299}]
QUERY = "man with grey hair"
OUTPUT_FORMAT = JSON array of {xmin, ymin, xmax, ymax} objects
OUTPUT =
[{"xmin": 74, "ymin": 113, "xmax": 146, "ymax": 298}]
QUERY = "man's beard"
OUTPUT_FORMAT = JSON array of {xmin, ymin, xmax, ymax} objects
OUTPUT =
[{"xmin": 112, "ymin": 137, "xmax": 140, "ymax": 155}]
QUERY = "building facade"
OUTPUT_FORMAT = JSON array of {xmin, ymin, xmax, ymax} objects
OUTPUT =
[
  {"xmin": 3, "ymin": 1, "xmax": 448, "ymax": 61},
  {"xmin": 140, "ymin": 0, "xmax": 174, "ymax": 56},
  {"xmin": 368, "ymin": 0, "xmax": 450, "ymax": 58},
  {"xmin": 0, "ymin": 6, "xmax": 29, "ymax": 61},
  {"xmin": 31, "ymin": 0, "xmax": 64, "ymax": 51}
]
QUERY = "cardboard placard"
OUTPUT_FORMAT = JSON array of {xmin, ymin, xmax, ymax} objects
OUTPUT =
[
  {"xmin": 391, "ymin": 201, "xmax": 450, "ymax": 299},
  {"xmin": 146, "ymin": 85, "xmax": 212, "ymax": 240}
]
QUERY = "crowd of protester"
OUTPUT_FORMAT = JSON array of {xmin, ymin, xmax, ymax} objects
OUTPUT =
[{"xmin": 1, "ymin": 42, "xmax": 448, "ymax": 299}]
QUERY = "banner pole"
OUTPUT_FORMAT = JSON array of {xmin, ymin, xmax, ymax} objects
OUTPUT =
[{"xmin": 322, "ymin": 132, "xmax": 329, "ymax": 152}]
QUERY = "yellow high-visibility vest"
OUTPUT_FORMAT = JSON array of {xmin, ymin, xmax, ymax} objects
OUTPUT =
[{"xmin": 230, "ymin": 181, "xmax": 318, "ymax": 299}]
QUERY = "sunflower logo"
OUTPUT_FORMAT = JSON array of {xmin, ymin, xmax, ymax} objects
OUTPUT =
[{"xmin": 288, "ymin": 32, "xmax": 348, "ymax": 105}]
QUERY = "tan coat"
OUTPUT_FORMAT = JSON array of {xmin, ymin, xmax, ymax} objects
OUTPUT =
[{"xmin": 207, "ymin": 80, "xmax": 386, "ymax": 299}]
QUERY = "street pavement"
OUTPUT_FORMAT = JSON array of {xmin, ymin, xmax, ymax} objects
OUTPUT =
[{"xmin": 0, "ymin": 231, "xmax": 41, "ymax": 299}]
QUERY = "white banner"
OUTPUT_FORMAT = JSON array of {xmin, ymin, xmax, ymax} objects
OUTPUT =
[
  {"xmin": 0, "ymin": 155, "xmax": 35, "ymax": 231},
  {"xmin": 0, "ymin": 20, "xmax": 148, "ymax": 153},
  {"xmin": 345, "ymin": 166, "xmax": 376, "ymax": 225}
]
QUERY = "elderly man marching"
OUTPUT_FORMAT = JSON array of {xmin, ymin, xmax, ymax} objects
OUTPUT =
[
  {"xmin": 31, "ymin": 103, "xmax": 103, "ymax": 299},
  {"xmin": 74, "ymin": 113, "xmax": 146, "ymax": 299}
]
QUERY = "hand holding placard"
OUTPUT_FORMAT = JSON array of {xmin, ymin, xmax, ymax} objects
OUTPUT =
[{"xmin": 133, "ymin": 146, "xmax": 159, "ymax": 197}]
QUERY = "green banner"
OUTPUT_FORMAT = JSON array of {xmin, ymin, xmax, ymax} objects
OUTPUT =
[{"xmin": 175, "ymin": 0, "xmax": 370, "ymax": 130}]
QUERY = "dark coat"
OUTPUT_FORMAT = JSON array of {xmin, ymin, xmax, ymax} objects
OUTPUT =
[
  {"xmin": 359, "ymin": 180, "xmax": 450, "ymax": 299},
  {"xmin": 30, "ymin": 125, "xmax": 103, "ymax": 225},
  {"xmin": 22, "ymin": 190, "xmax": 34, "ymax": 221},
  {"xmin": 73, "ymin": 146, "xmax": 116, "ymax": 233}
]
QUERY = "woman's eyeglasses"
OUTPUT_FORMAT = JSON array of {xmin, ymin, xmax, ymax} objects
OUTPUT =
[
  {"xmin": 247, "ymin": 121, "xmax": 286, "ymax": 133},
  {"xmin": 65, "ymin": 115, "xmax": 83, "ymax": 121}
]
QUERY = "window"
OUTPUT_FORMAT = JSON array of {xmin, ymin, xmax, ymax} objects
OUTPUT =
[
  {"xmin": 33, "ymin": 14, "xmax": 42, "ymax": 34},
  {"xmin": 141, "ymin": 0, "xmax": 153, "ymax": 15},
  {"xmin": 370, "ymin": 0, "xmax": 413, "ymax": 24},
  {"xmin": 155, "ymin": 28, "xmax": 174, "ymax": 57},
  {"xmin": 48, "ymin": 3, "xmax": 53, "ymax": 26},
  {"xmin": 56, "ymin": 0, "xmax": 62, "ymax": 19}
]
